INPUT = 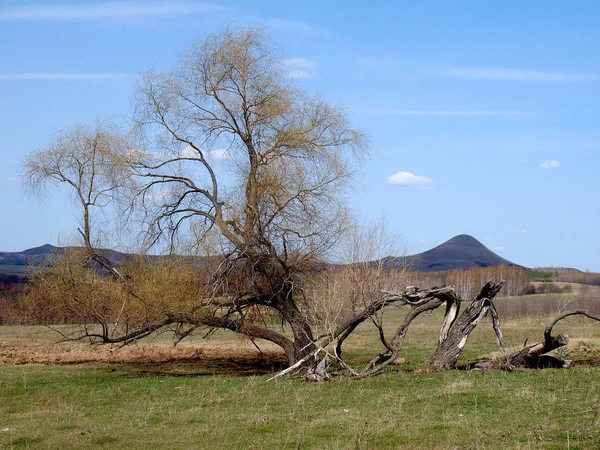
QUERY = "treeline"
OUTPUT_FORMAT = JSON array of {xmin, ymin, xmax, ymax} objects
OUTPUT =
[
  {"xmin": 534, "ymin": 267, "xmax": 600, "ymax": 286},
  {"xmin": 0, "ymin": 261, "xmax": 587, "ymax": 327},
  {"xmin": 408, "ymin": 265, "xmax": 530, "ymax": 299},
  {"xmin": 494, "ymin": 283, "xmax": 600, "ymax": 320},
  {"xmin": 0, "ymin": 274, "xmax": 27, "ymax": 325}
]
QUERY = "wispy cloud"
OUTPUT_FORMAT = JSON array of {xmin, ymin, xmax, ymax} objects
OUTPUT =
[
  {"xmin": 179, "ymin": 145, "xmax": 198, "ymax": 159},
  {"xmin": 207, "ymin": 148, "xmax": 229, "ymax": 160},
  {"xmin": 495, "ymin": 246, "xmax": 505, "ymax": 251},
  {"xmin": 148, "ymin": 190, "xmax": 172, "ymax": 202},
  {"xmin": 388, "ymin": 171, "xmax": 434, "ymax": 189},
  {"xmin": 286, "ymin": 70, "xmax": 315, "ymax": 80},
  {"xmin": 511, "ymin": 229, "xmax": 529, "ymax": 234},
  {"xmin": 0, "ymin": 72, "xmax": 133, "ymax": 80},
  {"xmin": 180, "ymin": 145, "xmax": 229, "ymax": 160},
  {"xmin": 540, "ymin": 160, "xmax": 561, "ymax": 169},
  {"xmin": 258, "ymin": 17, "xmax": 328, "ymax": 36},
  {"xmin": 373, "ymin": 109, "xmax": 531, "ymax": 117},
  {"xmin": 283, "ymin": 58, "xmax": 318, "ymax": 79},
  {"xmin": 0, "ymin": 2, "xmax": 328, "ymax": 36},
  {"xmin": 7, "ymin": 176, "xmax": 19, "ymax": 183},
  {"xmin": 439, "ymin": 67, "xmax": 599, "ymax": 82},
  {"xmin": 0, "ymin": 1, "xmax": 227, "ymax": 21},
  {"xmin": 283, "ymin": 58, "xmax": 318, "ymax": 70}
]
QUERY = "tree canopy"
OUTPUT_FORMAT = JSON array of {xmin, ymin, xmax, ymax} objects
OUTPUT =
[{"xmin": 23, "ymin": 27, "xmax": 374, "ymax": 366}]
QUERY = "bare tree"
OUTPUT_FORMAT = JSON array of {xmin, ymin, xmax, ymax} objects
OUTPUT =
[
  {"xmin": 22, "ymin": 27, "xmax": 372, "ymax": 367},
  {"xmin": 127, "ymin": 27, "xmax": 370, "ymax": 365},
  {"xmin": 23, "ymin": 119, "xmax": 137, "ymax": 279}
]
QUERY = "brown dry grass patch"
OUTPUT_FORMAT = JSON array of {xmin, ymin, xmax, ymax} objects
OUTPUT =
[{"xmin": 0, "ymin": 333, "xmax": 287, "ymax": 377}]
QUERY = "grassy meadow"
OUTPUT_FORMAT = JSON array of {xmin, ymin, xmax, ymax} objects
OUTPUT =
[{"xmin": 1, "ymin": 283, "xmax": 600, "ymax": 449}]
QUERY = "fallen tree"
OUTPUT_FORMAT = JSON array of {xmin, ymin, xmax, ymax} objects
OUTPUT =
[
  {"xmin": 463, "ymin": 309, "xmax": 600, "ymax": 371},
  {"xmin": 273, "ymin": 282, "xmax": 600, "ymax": 381},
  {"xmin": 267, "ymin": 280, "xmax": 506, "ymax": 381}
]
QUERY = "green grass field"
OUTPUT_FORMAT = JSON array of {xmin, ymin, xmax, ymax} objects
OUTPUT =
[
  {"xmin": 2, "ymin": 364, "xmax": 600, "ymax": 449},
  {"xmin": 2, "ymin": 285, "xmax": 600, "ymax": 449}
]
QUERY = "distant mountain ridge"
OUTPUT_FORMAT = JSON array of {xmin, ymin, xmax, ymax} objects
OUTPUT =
[
  {"xmin": 0, "ymin": 234, "xmax": 520, "ymax": 276},
  {"xmin": 0, "ymin": 245, "xmax": 136, "ymax": 276},
  {"xmin": 381, "ymin": 234, "xmax": 521, "ymax": 272}
]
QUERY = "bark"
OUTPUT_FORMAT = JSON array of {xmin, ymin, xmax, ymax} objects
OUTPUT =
[
  {"xmin": 305, "ymin": 356, "xmax": 332, "ymax": 382},
  {"xmin": 277, "ymin": 297, "xmax": 317, "ymax": 364},
  {"xmin": 268, "ymin": 285, "xmax": 463, "ymax": 380},
  {"xmin": 430, "ymin": 281, "xmax": 505, "ymax": 369},
  {"xmin": 333, "ymin": 285, "xmax": 458, "ymax": 368},
  {"xmin": 489, "ymin": 309, "xmax": 600, "ymax": 370}
]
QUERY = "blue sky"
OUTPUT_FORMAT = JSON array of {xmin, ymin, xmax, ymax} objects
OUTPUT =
[{"xmin": 0, "ymin": 1, "xmax": 598, "ymax": 270}]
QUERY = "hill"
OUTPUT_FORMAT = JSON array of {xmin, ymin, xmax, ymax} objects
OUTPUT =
[
  {"xmin": 382, "ymin": 234, "xmax": 520, "ymax": 272},
  {"xmin": 0, "ymin": 245, "xmax": 133, "ymax": 277},
  {"xmin": 0, "ymin": 234, "xmax": 519, "ymax": 276}
]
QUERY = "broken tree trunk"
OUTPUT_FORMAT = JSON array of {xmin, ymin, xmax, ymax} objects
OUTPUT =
[
  {"xmin": 333, "ymin": 282, "xmax": 505, "ymax": 377},
  {"xmin": 429, "ymin": 281, "xmax": 505, "ymax": 369},
  {"xmin": 268, "ymin": 285, "xmax": 464, "ymax": 381},
  {"xmin": 269, "ymin": 280, "xmax": 532, "ymax": 380},
  {"xmin": 306, "ymin": 355, "xmax": 332, "ymax": 382},
  {"xmin": 490, "ymin": 309, "xmax": 600, "ymax": 370}
]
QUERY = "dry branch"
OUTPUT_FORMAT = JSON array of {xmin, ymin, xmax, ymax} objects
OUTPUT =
[{"xmin": 490, "ymin": 309, "xmax": 600, "ymax": 370}]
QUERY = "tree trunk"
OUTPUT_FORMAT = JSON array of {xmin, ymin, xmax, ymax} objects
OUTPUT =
[
  {"xmin": 277, "ymin": 296, "xmax": 317, "ymax": 365},
  {"xmin": 430, "ymin": 281, "xmax": 504, "ymax": 369}
]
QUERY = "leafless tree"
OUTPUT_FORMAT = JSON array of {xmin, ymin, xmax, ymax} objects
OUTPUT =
[
  {"xmin": 22, "ymin": 28, "xmax": 374, "ymax": 367},
  {"xmin": 23, "ymin": 119, "xmax": 137, "ymax": 279}
]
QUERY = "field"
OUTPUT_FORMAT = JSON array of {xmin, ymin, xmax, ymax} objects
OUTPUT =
[{"xmin": 1, "ymin": 284, "xmax": 600, "ymax": 449}]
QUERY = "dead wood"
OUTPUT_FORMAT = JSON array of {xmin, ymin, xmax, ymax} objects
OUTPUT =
[
  {"xmin": 490, "ymin": 309, "xmax": 600, "ymax": 370},
  {"xmin": 429, "ymin": 281, "xmax": 505, "ymax": 369}
]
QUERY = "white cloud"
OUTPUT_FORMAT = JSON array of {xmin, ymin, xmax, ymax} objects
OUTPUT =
[
  {"xmin": 0, "ymin": 2, "xmax": 327, "ymax": 37},
  {"xmin": 148, "ymin": 190, "xmax": 171, "ymax": 202},
  {"xmin": 7, "ymin": 176, "xmax": 19, "ymax": 183},
  {"xmin": 259, "ymin": 17, "xmax": 328, "ymax": 36},
  {"xmin": 283, "ymin": 58, "xmax": 318, "ymax": 79},
  {"xmin": 511, "ymin": 229, "xmax": 529, "ymax": 234},
  {"xmin": 439, "ymin": 67, "xmax": 599, "ymax": 82},
  {"xmin": 179, "ymin": 145, "xmax": 229, "ymax": 160},
  {"xmin": 179, "ymin": 145, "xmax": 198, "ymax": 159},
  {"xmin": 285, "ymin": 70, "xmax": 316, "ymax": 79},
  {"xmin": 283, "ymin": 58, "xmax": 318, "ymax": 70},
  {"xmin": 207, "ymin": 148, "xmax": 229, "ymax": 160},
  {"xmin": 418, "ymin": 239, "xmax": 428, "ymax": 244},
  {"xmin": 375, "ymin": 109, "xmax": 531, "ymax": 117},
  {"xmin": 388, "ymin": 171, "xmax": 434, "ymax": 189},
  {"xmin": 540, "ymin": 160, "xmax": 561, "ymax": 169},
  {"xmin": 0, "ymin": 72, "xmax": 133, "ymax": 80},
  {"xmin": 0, "ymin": 1, "xmax": 227, "ymax": 21}
]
